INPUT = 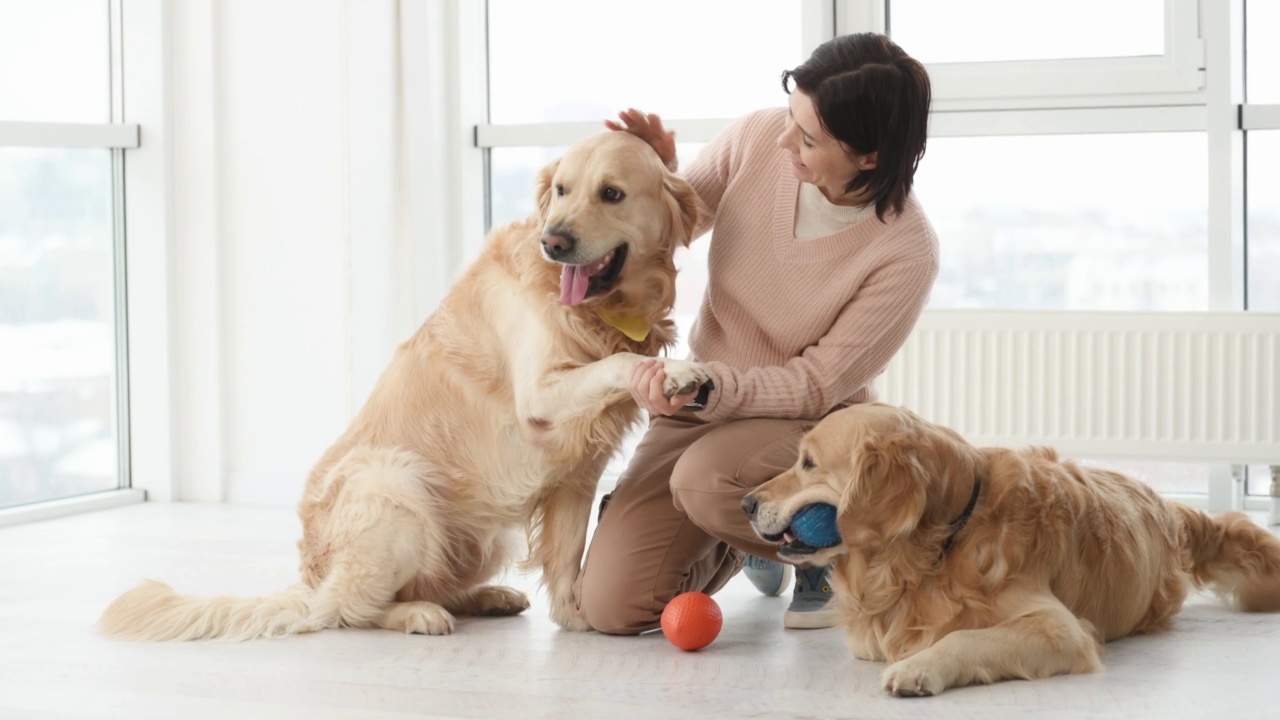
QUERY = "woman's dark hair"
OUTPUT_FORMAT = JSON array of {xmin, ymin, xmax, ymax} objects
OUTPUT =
[{"xmin": 781, "ymin": 33, "xmax": 931, "ymax": 220}]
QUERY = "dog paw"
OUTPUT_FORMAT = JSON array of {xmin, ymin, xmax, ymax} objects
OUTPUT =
[
  {"xmin": 882, "ymin": 657, "xmax": 950, "ymax": 697},
  {"xmin": 471, "ymin": 585, "xmax": 530, "ymax": 617},
  {"xmin": 549, "ymin": 595, "xmax": 591, "ymax": 632},
  {"xmin": 379, "ymin": 602, "xmax": 456, "ymax": 635},
  {"xmin": 659, "ymin": 360, "xmax": 709, "ymax": 400}
]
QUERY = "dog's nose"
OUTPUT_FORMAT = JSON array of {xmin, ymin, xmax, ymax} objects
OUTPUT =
[
  {"xmin": 741, "ymin": 495, "xmax": 759, "ymax": 519},
  {"xmin": 540, "ymin": 232, "xmax": 575, "ymax": 259}
]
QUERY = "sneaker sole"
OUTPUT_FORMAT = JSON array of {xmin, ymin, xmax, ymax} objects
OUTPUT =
[{"xmin": 783, "ymin": 606, "xmax": 838, "ymax": 630}]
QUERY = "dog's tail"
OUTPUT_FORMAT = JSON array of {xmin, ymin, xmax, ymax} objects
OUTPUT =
[
  {"xmin": 96, "ymin": 580, "xmax": 323, "ymax": 641},
  {"xmin": 1175, "ymin": 506, "xmax": 1280, "ymax": 612}
]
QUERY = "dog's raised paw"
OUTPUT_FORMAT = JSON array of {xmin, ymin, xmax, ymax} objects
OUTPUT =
[{"xmin": 659, "ymin": 360, "xmax": 709, "ymax": 400}]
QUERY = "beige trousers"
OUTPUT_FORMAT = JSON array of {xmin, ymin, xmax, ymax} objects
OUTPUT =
[{"xmin": 573, "ymin": 414, "xmax": 812, "ymax": 634}]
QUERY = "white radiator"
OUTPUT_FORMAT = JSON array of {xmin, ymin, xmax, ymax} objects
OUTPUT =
[{"xmin": 879, "ymin": 310, "xmax": 1280, "ymax": 466}]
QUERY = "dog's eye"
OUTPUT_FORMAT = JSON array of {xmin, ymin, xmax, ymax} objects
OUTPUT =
[
  {"xmin": 802, "ymin": 455, "xmax": 816, "ymax": 470},
  {"xmin": 555, "ymin": 184, "xmax": 566, "ymax": 197},
  {"xmin": 601, "ymin": 186, "xmax": 624, "ymax": 203}
]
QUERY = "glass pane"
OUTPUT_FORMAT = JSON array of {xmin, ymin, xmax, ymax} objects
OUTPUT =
[
  {"xmin": 487, "ymin": 0, "xmax": 803, "ymax": 124},
  {"xmin": 1248, "ymin": 131, "xmax": 1280, "ymax": 310},
  {"xmin": 890, "ymin": 0, "xmax": 1164, "ymax": 64},
  {"xmin": 915, "ymin": 132, "xmax": 1209, "ymax": 310},
  {"xmin": 0, "ymin": 0, "xmax": 111, "ymax": 123},
  {"xmin": 1246, "ymin": 464, "xmax": 1275, "ymax": 497},
  {"xmin": 1247, "ymin": 0, "xmax": 1280, "ymax": 103},
  {"xmin": 0, "ymin": 148, "xmax": 120, "ymax": 508}
]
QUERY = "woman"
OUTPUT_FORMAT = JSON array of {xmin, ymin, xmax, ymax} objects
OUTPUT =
[{"xmin": 574, "ymin": 32, "xmax": 937, "ymax": 633}]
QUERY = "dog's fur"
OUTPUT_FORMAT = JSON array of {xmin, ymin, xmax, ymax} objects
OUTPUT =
[
  {"xmin": 98, "ymin": 131, "xmax": 709, "ymax": 640},
  {"xmin": 746, "ymin": 403, "xmax": 1280, "ymax": 696}
]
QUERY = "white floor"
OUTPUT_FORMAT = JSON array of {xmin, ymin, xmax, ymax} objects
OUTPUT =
[{"xmin": 1, "ymin": 503, "xmax": 1278, "ymax": 720}]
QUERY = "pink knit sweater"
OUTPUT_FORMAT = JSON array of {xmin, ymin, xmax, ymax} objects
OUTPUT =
[{"xmin": 681, "ymin": 108, "xmax": 939, "ymax": 422}]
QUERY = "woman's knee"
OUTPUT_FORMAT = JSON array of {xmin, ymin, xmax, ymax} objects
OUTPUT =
[{"xmin": 577, "ymin": 565, "xmax": 660, "ymax": 635}]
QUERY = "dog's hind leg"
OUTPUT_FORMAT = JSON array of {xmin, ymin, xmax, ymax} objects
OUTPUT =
[
  {"xmin": 306, "ymin": 447, "xmax": 459, "ymax": 634},
  {"xmin": 880, "ymin": 590, "xmax": 1102, "ymax": 697},
  {"xmin": 444, "ymin": 585, "xmax": 531, "ymax": 617}
]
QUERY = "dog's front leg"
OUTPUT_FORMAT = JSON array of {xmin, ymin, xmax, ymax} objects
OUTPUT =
[
  {"xmin": 880, "ymin": 594, "xmax": 1102, "ymax": 696},
  {"xmin": 526, "ymin": 473, "xmax": 600, "ymax": 631},
  {"xmin": 521, "ymin": 353, "xmax": 708, "ymax": 426}
]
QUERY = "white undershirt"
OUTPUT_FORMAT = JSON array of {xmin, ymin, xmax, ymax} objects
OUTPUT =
[{"xmin": 793, "ymin": 182, "xmax": 876, "ymax": 240}]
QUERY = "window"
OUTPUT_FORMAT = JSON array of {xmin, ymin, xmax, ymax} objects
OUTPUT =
[
  {"xmin": 1248, "ymin": 132, "xmax": 1280, "ymax": 311},
  {"xmin": 891, "ymin": 0, "xmax": 1164, "ymax": 64},
  {"xmin": 1247, "ymin": 0, "xmax": 1279, "ymax": 103},
  {"xmin": 884, "ymin": 0, "xmax": 1203, "ymax": 104},
  {"xmin": 1247, "ymin": 465, "xmax": 1276, "ymax": 498},
  {"xmin": 0, "ymin": 1, "xmax": 111, "ymax": 123},
  {"xmin": 918, "ymin": 132, "xmax": 1208, "ymax": 310},
  {"xmin": 487, "ymin": 0, "xmax": 804, "ymax": 124},
  {"xmin": 0, "ymin": 3, "xmax": 130, "ymax": 510}
]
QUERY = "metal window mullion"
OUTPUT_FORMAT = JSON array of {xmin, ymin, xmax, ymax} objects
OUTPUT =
[{"xmin": 108, "ymin": 0, "xmax": 131, "ymax": 493}]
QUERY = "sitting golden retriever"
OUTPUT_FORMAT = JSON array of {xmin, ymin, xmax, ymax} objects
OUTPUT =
[
  {"xmin": 98, "ymin": 131, "xmax": 708, "ymax": 640},
  {"xmin": 745, "ymin": 403, "xmax": 1280, "ymax": 696}
]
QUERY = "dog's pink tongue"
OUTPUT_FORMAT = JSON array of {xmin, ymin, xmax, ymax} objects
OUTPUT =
[{"xmin": 560, "ymin": 265, "xmax": 590, "ymax": 305}]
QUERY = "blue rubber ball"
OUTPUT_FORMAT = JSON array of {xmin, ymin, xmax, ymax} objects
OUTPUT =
[{"xmin": 791, "ymin": 503, "xmax": 841, "ymax": 548}]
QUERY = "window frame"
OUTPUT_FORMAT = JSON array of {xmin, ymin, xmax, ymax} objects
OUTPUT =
[{"xmin": 0, "ymin": 0, "xmax": 157, "ymax": 524}]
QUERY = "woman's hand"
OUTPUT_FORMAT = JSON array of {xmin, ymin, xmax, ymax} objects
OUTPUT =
[
  {"xmin": 604, "ymin": 108, "xmax": 678, "ymax": 172},
  {"xmin": 629, "ymin": 359, "xmax": 697, "ymax": 416}
]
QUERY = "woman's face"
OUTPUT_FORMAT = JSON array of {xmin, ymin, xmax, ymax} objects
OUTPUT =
[{"xmin": 776, "ymin": 90, "xmax": 876, "ymax": 205}]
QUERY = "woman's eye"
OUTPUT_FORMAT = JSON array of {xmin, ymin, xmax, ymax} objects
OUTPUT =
[
  {"xmin": 556, "ymin": 184, "xmax": 565, "ymax": 196},
  {"xmin": 601, "ymin": 186, "xmax": 624, "ymax": 203}
]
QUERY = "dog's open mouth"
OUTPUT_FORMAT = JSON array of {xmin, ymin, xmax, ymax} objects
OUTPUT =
[
  {"xmin": 758, "ymin": 526, "xmax": 821, "ymax": 558},
  {"xmin": 559, "ymin": 244, "xmax": 627, "ymax": 306}
]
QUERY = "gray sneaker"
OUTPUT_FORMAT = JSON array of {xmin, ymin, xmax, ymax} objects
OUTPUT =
[
  {"xmin": 742, "ymin": 555, "xmax": 793, "ymax": 597},
  {"xmin": 784, "ymin": 565, "xmax": 837, "ymax": 629}
]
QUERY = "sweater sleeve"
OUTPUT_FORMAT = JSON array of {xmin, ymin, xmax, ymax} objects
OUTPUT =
[
  {"xmin": 680, "ymin": 112, "xmax": 760, "ymax": 241},
  {"xmin": 696, "ymin": 253, "xmax": 939, "ymax": 421}
]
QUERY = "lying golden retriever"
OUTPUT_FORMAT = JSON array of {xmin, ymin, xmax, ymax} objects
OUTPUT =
[
  {"xmin": 745, "ymin": 403, "xmax": 1280, "ymax": 696},
  {"xmin": 99, "ymin": 131, "xmax": 708, "ymax": 640}
]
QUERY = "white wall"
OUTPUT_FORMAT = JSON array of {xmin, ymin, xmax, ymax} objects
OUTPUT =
[{"xmin": 140, "ymin": 0, "xmax": 479, "ymax": 505}]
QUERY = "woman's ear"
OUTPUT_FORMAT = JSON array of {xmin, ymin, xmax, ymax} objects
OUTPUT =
[
  {"xmin": 662, "ymin": 174, "xmax": 704, "ymax": 246},
  {"xmin": 535, "ymin": 159, "xmax": 561, "ymax": 221}
]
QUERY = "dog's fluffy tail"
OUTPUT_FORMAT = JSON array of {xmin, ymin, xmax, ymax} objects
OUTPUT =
[
  {"xmin": 96, "ymin": 579, "xmax": 322, "ymax": 641},
  {"xmin": 1175, "ymin": 506, "xmax": 1280, "ymax": 612}
]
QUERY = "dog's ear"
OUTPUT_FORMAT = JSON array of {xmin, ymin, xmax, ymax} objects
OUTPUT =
[
  {"xmin": 662, "ymin": 173, "xmax": 704, "ymax": 247},
  {"xmin": 535, "ymin": 159, "xmax": 562, "ymax": 221},
  {"xmin": 838, "ymin": 433, "xmax": 929, "ymax": 546}
]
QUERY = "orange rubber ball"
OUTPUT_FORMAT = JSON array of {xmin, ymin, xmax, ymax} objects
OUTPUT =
[{"xmin": 661, "ymin": 591, "xmax": 723, "ymax": 651}]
